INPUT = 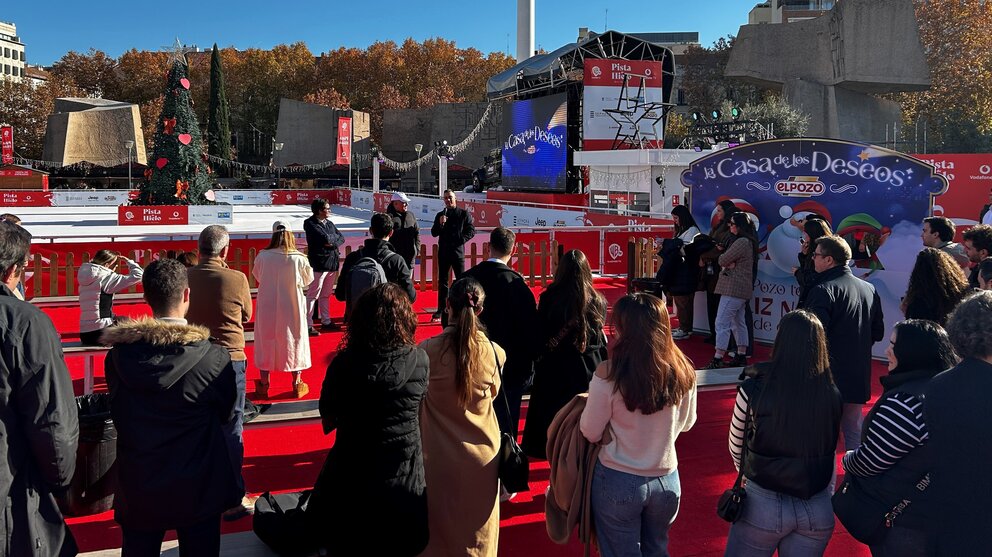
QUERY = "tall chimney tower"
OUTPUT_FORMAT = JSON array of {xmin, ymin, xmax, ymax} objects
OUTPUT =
[{"xmin": 516, "ymin": 0, "xmax": 535, "ymax": 62}]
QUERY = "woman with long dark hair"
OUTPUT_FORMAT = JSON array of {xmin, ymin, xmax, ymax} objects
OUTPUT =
[
  {"xmin": 580, "ymin": 293, "xmax": 697, "ymax": 557},
  {"xmin": 312, "ymin": 283, "xmax": 429, "ymax": 555},
  {"xmin": 699, "ymin": 200, "xmax": 739, "ymax": 342},
  {"xmin": 522, "ymin": 249, "xmax": 608, "ymax": 459},
  {"xmin": 706, "ymin": 212, "xmax": 758, "ymax": 369},
  {"xmin": 901, "ymin": 248, "xmax": 971, "ymax": 326},
  {"xmin": 77, "ymin": 249, "xmax": 143, "ymax": 345},
  {"xmin": 795, "ymin": 218, "xmax": 833, "ymax": 306},
  {"xmin": 725, "ymin": 310, "xmax": 842, "ymax": 555},
  {"xmin": 419, "ymin": 277, "xmax": 504, "ymax": 556},
  {"xmin": 839, "ymin": 319, "xmax": 957, "ymax": 555},
  {"xmin": 252, "ymin": 222, "xmax": 314, "ymax": 399},
  {"xmin": 669, "ymin": 205, "xmax": 701, "ymax": 339}
]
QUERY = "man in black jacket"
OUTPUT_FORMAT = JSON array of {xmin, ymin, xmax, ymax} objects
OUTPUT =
[
  {"xmin": 801, "ymin": 235, "xmax": 884, "ymax": 450},
  {"xmin": 104, "ymin": 259, "xmax": 240, "ymax": 556},
  {"xmin": 386, "ymin": 191, "xmax": 421, "ymax": 270},
  {"xmin": 926, "ymin": 291, "xmax": 992, "ymax": 555},
  {"xmin": 336, "ymin": 213, "xmax": 416, "ymax": 318},
  {"xmin": 464, "ymin": 227, "xmax": 537, "ymax": 438},
  {"xmin": 304, "ymin": 198, "xmax": 346, "ymax": 334},
  {"xmin": 0, "ymin": 221, "xmax": 79, "ymax": 557},
  {"xmin": 962, "ymin": 224, "xmax": 992, "ymax": 289},
  {"xmin": 431, "ymin": 189, "xmax": 476, "ymax": 325}
]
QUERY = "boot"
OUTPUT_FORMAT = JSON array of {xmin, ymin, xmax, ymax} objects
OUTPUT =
[
  {"xmin": 729, "ymin": 354, "xmax": 747, "ymax": 367},
  {"xmin": 254, "ymin": 379, "xmax": 269, "ymax": 399},
  {"xmin": 294, "ymin": 381, "xmax": 310, "ymax": 398},
  {"xmin": 703, "ymin": 357, "xmax": 725, "ymax": 370}
]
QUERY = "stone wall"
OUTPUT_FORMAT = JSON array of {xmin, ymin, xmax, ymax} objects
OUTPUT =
[{"xmin": 43, "ymin": 98, "xmax": 146, "ymax": 165}]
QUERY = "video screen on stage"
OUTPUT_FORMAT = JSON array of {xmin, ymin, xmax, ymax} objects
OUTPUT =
[{"xmin": 500, "ymin": 93, "xmax": 568, "ymax": 191}]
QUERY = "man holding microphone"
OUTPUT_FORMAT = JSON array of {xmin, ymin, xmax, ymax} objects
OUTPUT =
[{"xmin": 430, "ymin": 189, "xmax": 475, "ymax": 325}]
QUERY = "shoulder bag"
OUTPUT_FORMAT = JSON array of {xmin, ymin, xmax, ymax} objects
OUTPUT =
[
  {"xmin": 489, "ymin": 339, "xmax": 530, "ymax": 493},
  {"xmin": 716, "ymin": 398, "xmax": 752, "ymax": 522}
]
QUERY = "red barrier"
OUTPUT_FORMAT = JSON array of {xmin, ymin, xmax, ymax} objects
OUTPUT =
[
  {"xmin": 118, "ymin": 205, "xmax": 189, "ymax": 225},
  {"xmin": 1, "ymin": 190, "xmax": 52, "ymax": 206},
  {"xmin": 463, "ymin": 201, "xmax": 504, "ymax": 228}
]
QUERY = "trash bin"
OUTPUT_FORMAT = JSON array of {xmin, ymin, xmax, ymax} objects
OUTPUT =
[{"xmin": 59, "ymin": 394, "xmax": 117, "ymax": 517}]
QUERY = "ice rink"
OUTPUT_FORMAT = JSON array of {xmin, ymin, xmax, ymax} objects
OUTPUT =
[{"xmin": 14, "ymin": 205, "xmax": 374, "ymax": 242}]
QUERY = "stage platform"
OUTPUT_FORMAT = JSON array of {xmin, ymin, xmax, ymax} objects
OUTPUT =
[{"xmin": 12, "ymin": 205, "xmax": 374, "ymax": 241}]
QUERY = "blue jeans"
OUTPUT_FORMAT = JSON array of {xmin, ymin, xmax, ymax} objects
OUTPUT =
[
  {"xmin": 716, "ymin": 295, "xmax": 749, "ymax": 354},
  {"xmin": 591, "ymin": 460, "xmax": 681, "ymax": 557},
  {"xmin": 725, "ymin": 480, "xmax": 834, "ymax": 557},
  {"xmin": 840, "ymin": 403, "xmax": 864, "ymax": 451},
  {"xmin": 222, "ymin": 359, "xmax": 247, "ymax": 494}
]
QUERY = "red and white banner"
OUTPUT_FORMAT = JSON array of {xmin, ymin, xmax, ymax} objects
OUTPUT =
[
  {"xmin": 118, "ymin": 205, "xmax": 189, "ymax": 226},
  {"xmin": 0, "ymin": 168, "xmax": 31, "ymax": 177},
  {"xmin": 582, "ymin": 211, "xmax": 674, "ymax": 229},
  {"xmin": 270, "ymin": 190, "xmax": 328, "ymax": 205},
  {"xmin": 463, "ymin": 201, "xmax": 503, "ymax": 228},
  {"xmin": 373, "ymin": 192, "xmax": 392, "ymax": 213},
  {"xmin": 336, "ymin": 117, "xmax": 352, "ymax": 165},
  {"xmin": 583, "ymin": 59, "xmax": 665, "ymax": 151},
  {"xmin": 1, "ymin": 127, "xmax": 13, "ymax": 165},
  {"xmin": 913, "ymin": 153, "xmax": 992, "ymax": 231},
  {"xmin": 1, "ymin": 190, "xmax": 52, "ymax": 207}
]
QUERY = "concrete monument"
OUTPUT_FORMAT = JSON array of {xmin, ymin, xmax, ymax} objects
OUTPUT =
[{"xmin": 42, "ymin": 98, "xmax": 147, "ymax": 165}]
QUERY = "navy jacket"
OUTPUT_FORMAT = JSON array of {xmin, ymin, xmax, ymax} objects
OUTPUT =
[
  {"xmin": 801, "ymin": 265, "xmax": 884, "ymax": 403},
  {"xmin": 304, "ymin": 216, "xmax": 345, "ymax": 272}
]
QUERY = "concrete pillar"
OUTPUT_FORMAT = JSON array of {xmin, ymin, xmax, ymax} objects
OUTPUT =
[{"xmin": 517, "ymin": 0, "xmax": 534, "ymax": 63}]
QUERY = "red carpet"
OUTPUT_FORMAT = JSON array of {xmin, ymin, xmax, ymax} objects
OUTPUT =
[{"xmin": 51, "ymin": 280, "xmax": 871, "ymax": 555}]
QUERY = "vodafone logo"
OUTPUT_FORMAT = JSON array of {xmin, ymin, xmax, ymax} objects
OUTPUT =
[
  {"xmin": 644, "ymin": 68, "xmax": 652, "ymax": 76},
  {"xmin": 608, "ymin": 243, "xmax": 623, "ymax": 260},
  {"xmin": 980, "ymin": 165, "xmax": 991, "ymax": 175},
  {"xmin": 172, "ymin": 211, "xmax": 180, "ymax": 218},
  {"xmin": 775, "ymin": 176, "xmax": 825, "ymax": 198}
]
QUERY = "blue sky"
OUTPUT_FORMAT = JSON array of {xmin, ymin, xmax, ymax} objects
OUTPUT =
[{"xmin": 6, "ymin": 0, "xmax": 753, "ymax": 66}]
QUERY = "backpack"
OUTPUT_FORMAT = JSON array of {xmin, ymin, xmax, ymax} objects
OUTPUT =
[
  {"xmin": 252, "ymin": 490, "xmax": 316, "ymax": 556},
  {"xmin": 345, "ymin": 249, "xmax": 402, "ymax": 308}
]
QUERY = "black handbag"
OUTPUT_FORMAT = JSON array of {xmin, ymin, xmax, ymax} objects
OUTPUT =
[
  {"xmin": 832, "ymin": 472, "xmax": 931, "ymax": 544},
  {"xmin": 716, "ymin": 406, "xmax": 751, "ymax": 523},
  {"xmin": 253, "ymin": 490, "xmax": 317, "ymax": 557},
  {"xmin": 490, "ymin": 339, "xmax": 530, "ymax": 494}
]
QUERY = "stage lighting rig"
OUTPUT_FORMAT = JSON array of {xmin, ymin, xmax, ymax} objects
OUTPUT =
[
  {"xmin": 435, "ymin": 140, "xmax": 453, "ymax": 160},
  {"xmin": 685, "ymin": 106, "xmax": 772, "ymax": 147}
]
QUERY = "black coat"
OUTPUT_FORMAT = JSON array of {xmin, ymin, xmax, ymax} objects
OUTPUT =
[
  {"xmin": 657, "ymin": 236, "xmax": 714, "ymax": 296},
  {"xmin": 103, "ymin": 318, "xmax": 241, "ymax": 530},
  {"xmin": 335, "ymin": 239, "xmax": 417, "ymax": 302},
  {"xmin": 793, "ymin": 252, "xmax": 818, "ymax": 307},
  {"xmin": 386, "ymin": 205, "xmax": 422, "ymax": 267},
  {"xmin": 430, "ymin": 206, "xmax": 475, "ymax": 257},
  {"xmin": 925, "ymin": 358, "xmax": 992, "ymax": 555},
  {"xmin": 312, "ymin": 345, "xmax": 430, "ymax": 556},
  {"xmin": 0, "ymin": 285, "xmax": 79, "ymax": 557},
  {"xmin": 801, "ymin": 265, "xmax": 885, "ymax": 403},
  {"xmin": 463, "ymin": 260, "xmax": 538, "ymax": 390},
  {"xmin": 304, "ymin": 216, "xmax": 346, "ymax": 272},
  {"xmin": 521, "ymin": 291, "xmax": 608, "ymax": 459}
]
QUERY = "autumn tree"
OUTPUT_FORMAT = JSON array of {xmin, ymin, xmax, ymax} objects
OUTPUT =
[
  {"xmin": 302, "ymin": 88, "xmax": 350, "ymax": 109},
  {"xmin": 0, "ymin": 75, "xmax": 81, "ymax": 158},
  {"xmin": 50, "ymin": 49, "xmax": 117, "ymax": 97},
  {"xmin": 896, "ymin": 0, "xmax": 992, "ymax": 153}
]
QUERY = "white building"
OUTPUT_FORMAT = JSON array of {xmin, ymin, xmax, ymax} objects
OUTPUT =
[{"xmin": 0, "ymin": 21, "xmax": 26, "ymax": 82}]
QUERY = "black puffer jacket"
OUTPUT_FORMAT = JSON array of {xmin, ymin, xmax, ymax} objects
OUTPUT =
[
  {"xmin": 312, "ymin": 345, "xmax": 430, "ymax": 556},
  {"xmin": 0, "ymin": 284, "xmax": 79, "ymax": 557},
  {"xmin": 103, "ymin": 318, "xmax": 240, "ymax": 530},
  {"xmin": 386, "ymin": 204, "xmax": 422, "ymax": 267}
]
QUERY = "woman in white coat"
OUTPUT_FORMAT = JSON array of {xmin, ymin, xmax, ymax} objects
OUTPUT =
[
  {"xmin": 253, "ymin": 221, "xmax": 314, "ymax": 399},
  {"xmin": 78, "ymin": 249, "xmax": 143, "ymax": 345}
]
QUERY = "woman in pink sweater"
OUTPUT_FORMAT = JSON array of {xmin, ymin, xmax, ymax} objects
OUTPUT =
[{"xmin": 579, "ymin": 293, "xmax": 698, "ymax": 557}]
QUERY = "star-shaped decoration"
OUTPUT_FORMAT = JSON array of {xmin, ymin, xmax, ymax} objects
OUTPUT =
[
  {"xmin": 858, "ymin": 150, "xmax": 871, "ymax": 161},
  {"xmin": 163, "ymin": 38, "xmax": 192, "ymax": 66}
]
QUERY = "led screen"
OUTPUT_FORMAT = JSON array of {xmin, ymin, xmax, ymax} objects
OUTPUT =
[{"xmin": 500, "ymin": 93, "xmax": 568, "ymax": 191}]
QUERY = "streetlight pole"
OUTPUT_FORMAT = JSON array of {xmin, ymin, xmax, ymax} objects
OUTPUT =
[
  {"xmin": 274, "ymin": 142, "xmax": 284, "ymax": 188},
  {"xmin": 124, "ymin": 140, "xmax": 134, "ymax": 190},
  {"xmin": 414, "ymin": 143, "xmax": 423, "ymax": 194}
]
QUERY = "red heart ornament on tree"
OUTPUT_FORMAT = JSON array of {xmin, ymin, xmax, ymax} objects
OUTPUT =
[
  {"xmin": 180, "ymin": 78, "xmax": 190, "ymax": 90},
  {"xmin": 156, "ymin": 158, "xmax": 168, "ymax": 169},
  {"xmin": 178, "ymin": 134, "xmax": 192, "ymax": 145}
]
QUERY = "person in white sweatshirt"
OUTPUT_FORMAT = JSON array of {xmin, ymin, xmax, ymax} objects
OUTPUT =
[
  {"xmin": 580, "ymin": 293, "xmax": 697, "ymax": 557},
  {"xmin": 78, "ymin": 250, "xmax": 143, "ymax": 345}
]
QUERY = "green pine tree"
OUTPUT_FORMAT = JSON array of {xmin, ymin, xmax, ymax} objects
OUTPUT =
[
  {"xmin": 137, "ymin": 56, "xmax": 211, "ymax": 205},
  {"xmin": 207, "ymin": 44, "xmax": 232, "ymax": 162}
]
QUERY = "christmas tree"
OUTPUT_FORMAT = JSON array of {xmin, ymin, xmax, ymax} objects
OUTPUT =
[{"xmin": 136, "ymin": 51, "xmax": 212, "ymax": 205}]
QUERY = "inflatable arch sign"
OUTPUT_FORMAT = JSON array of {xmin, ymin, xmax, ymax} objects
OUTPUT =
[{"xmin": 680, "ymin": 138, "xmax": 948, "ymax": 354}]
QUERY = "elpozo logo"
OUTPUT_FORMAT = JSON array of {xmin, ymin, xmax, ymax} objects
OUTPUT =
[{"xmin": 775, "ymin": 176, "xmax": 825, "ymax": 198}]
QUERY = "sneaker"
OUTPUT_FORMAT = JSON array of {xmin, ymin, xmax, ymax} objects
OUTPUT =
[
  {"xmin": 321, "ymin": 321, "xmax": 341, "ymax": 331},
  {"xmin": 222, "ymin": 495, "xmax": 258, "ymax": 521},
  {"xmin": 294, "ymin": 382, "xmax": 310, "ymax": 398},
  {"xmin": 499, "ymin": 484, "xmax": 517, "ymax": 502},
  {"xmin": 672, "ymin": 330, "xmax": 690, "ymax": 340},
  {"xmin": 729, "ymin": 354, "xmax": 747, "ymax": 367},
  {"xmin": 308, "ymin": 327, "xmax": 321, "ymax": 337},
  {"xmin": 703, "ymin": 358, "xmax": 725, "ymax": 370}
]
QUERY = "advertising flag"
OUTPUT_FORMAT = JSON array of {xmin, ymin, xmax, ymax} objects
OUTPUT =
[
  {"xmin": 1, "ymin": 126, "xmax": 13, "ymax": 165},
  {"xmin": 336, "ymin": 117, "xmax": 352, "ymax": 165}
]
